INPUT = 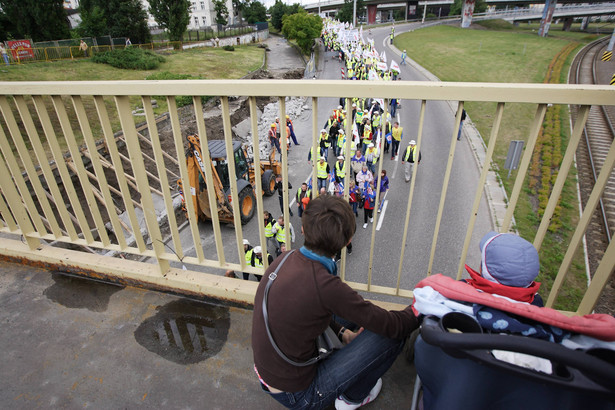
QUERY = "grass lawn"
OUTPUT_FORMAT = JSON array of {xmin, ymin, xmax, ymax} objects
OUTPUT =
[
  {"xmin": 394, "ymin": 21, "xmax": 601, "ymax": 310},
  {"xmin": 0, "ymin": 45, "xmax": 264, "ymax": 155}
]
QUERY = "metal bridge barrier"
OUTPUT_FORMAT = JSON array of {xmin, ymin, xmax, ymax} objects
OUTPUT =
[{"xmin": 0, "ymin": 80, "xmax": 613, "ymax": 314}]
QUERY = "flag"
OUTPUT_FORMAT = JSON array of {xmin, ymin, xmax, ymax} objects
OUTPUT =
[
  {"xmin": 390, "ymin": 60, "xmax": 400, "ymax": 73},
  {"xmin": 377, "ymin": 61, "xmax": 388, "ymax": 72},
  {"xmin": 381, "ymin": 50, "xmax": 387, "ymax": 62}
]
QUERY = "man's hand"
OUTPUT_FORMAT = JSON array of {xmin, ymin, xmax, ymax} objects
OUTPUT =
[{"xmin": 342, "ymin": 327, "xmax": 364, "ymax": 345}]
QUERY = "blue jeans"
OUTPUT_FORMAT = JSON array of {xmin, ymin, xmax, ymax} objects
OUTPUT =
[
  {"xmin": 391, "ymin": 140, "xmax": 400, "ymax": 157},
  {"xmin": 265, "ymin": 330, "xmax": 404, "ymax": 409},
  {"xmin": 271, "ymin": 137, "xmax": 281, "ymax": 154},
  {"xmin": 457, "ymin": 120, "xmax": 464, "ymax": 140},
  {"xmin": 317, "ymin": 178, "xmax": 327, "ymax": 192}
]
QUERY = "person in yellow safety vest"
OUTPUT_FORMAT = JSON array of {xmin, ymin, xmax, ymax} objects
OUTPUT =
[
  {"xmin": 362, "ymin": 119, "xmax": 373, "ymax": 154},
  {"xmin": 402, "ymin": 140, "xmax": 422, "ymax": 183},
  {"xmin": 271, "ymin": 215, "xmax": 295, "ymax": 256},
  {"xmin": 264, "ymin": 211, "xmax": 278, "ymax": 255},
  {"xmin": 319, "ymin": 128, "xmax": 331, "ymax": 160},
  {"xmin": 391, "ymin": 121, "xmax": 403, "ymax": 159},
  {"xmin": 348, "ymin": 67, "xmax": 354, "ymax": 80},
  {"xmin": 365, "ymin": 143, "xmax": 379, "ymax": 174},
  {"xmin": 296, "ymin": 182, "xmax": 311, "ymax": 217},
  {"xmin": 225, "ymin": 238, "xmax": 258, "ymax": 280},
  {"xmin": 335, "ymin": 155, "xmax": 347, "ymax": 185},
  {"xmin": 333, "ymin": 106, "xmax": 343, "ymax": 122},
  {"xmin": 335, "ymin": 129, "xmax": 345, "ymax": 157},
  {"xmin": 246, "ymin": 246, "xmax": 273, "ymax": 281},
  {"xmin": 316, "ymin": 156, "xmax": 331, "ymax": 192},
  {"xmin": 307, "ymin": 145, "xmax": 323, "ymax": 165},
  {"xmin": 372, "ymin": 112, "xmax": 381, "ymax": 134},
  {"xmin": 355, "ymin": 109, "xmax": 364, "ymax": 126}
]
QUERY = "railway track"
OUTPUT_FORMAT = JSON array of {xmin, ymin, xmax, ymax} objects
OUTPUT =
[{"xmin": 569, "ymin": 36, "xmax": 615, "ymax": 313}]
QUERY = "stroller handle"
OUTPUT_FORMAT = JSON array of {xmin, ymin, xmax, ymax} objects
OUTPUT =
[{"xmin": 421, "ymin": 315, "xmax": 615, "ymax": 399}]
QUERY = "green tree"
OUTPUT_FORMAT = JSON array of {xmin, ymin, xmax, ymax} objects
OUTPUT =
[
  {"xmin": 148, "ymin": 0, "xmax": 191, "ymax": 42},
  {"xmin": 269, "ymin": 0, "xmax": 287, "ymax": 31},
  {"xmin": 0, "ymin": 0, "xmax": 70, "ymax": 41},
  {"xmin": 77, "ymin": 5, "xmax": 108, "ymax": 37},
  {"xmin": 336, "ymin": 0, "xmax": 365, "ymax": 24},
  {"xmin": 269, "ymin": 1, "xmax": 302, "ymax": 31},
  {"xmin": 281, "ymin": 11, "xmax": 322, "ymax": 54},
  {"xmin": 214, "ymin": 0, "xmax": 230, "ymax": 26},
  {"xmin": 78, "ymin": 0, "xmax": 151, "ymax": 44},
  {"xmin": 450, "ymin": 0, "xmax": 487, "ymax": 16},
  {"xmin": 243, "ymin": 1, "xmax": 268, "ymax": 24}
]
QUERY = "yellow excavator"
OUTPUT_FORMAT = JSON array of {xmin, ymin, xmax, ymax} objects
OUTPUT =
[{"xmin": 178, "ymin": 134, "xmax": 281, "ymax": 225}]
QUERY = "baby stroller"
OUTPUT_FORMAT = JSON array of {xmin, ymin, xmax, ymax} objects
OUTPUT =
[{"xmin": 410, "ymin": 275, "xmax": 615, "ymax": 410}]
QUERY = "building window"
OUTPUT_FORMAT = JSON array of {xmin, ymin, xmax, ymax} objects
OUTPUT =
[
  {"xmin": 200, "ymin": 1, "xmax": 205, "ymax": 9},
  {"xmin": 202, "ymin": 16, "xmax": 207, "ymax": 25},
  {"xmin": 191, "ymin": 2, "xmax": 196, "ymax": 9},
  {"xmin": 194, "ymin": 16, "xmax": 199, "ymax": 26}
]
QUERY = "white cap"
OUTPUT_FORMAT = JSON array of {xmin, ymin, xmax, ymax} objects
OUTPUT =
[
  {"xmin": 337, "ymin": 105, "xmax": 342, "ymax": 109},
  {"xmin": 321, "ymin": 129, "xmax": 327, "ymax": 133},
  {"xmin": 253, "ymin": 246, "xmax": 262, "ymax": 254},
  {"xmin": 410, "ymin": 140, "xmax": 416, "ymax": 145},
  {"xmin": 319, "ymin": 156, "xmax": 326, "ymax": 161},
  {"xmin": 243, "ymin": 239, "xmax": 250, "ymax": 245},
  {"xmin": 337, "ymin": 155, "xmax": 344, "ymax": 160},
  {"xmin": 368, "ymin": 143, "xmax": 374, "ymax": 147}
]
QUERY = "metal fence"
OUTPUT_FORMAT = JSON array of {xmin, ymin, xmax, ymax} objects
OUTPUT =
[{"xmin": 0, "ymin": 80, "xmax": 613, "ymax": 314}]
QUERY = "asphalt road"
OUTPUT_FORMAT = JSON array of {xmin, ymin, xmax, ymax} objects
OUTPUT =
[{"xmin": 170, "ymin": 28, "xmax": 494, "ymax": 305}]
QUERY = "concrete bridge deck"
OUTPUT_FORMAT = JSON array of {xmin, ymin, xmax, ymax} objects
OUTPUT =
[{"xmin": 0, "ymin": 261, "xmax": 416, "ymax": 409}]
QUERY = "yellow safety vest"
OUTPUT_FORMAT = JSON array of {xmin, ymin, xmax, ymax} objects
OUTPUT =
[
  {"xmin": 337, "ymin": 133, "xmax": 345, "ymax": 148},
  {"xmin": 362, "ymin": 127, "xmax": 372, "ymax": 144},
  {"xmin": 365, "ymin": 148, "xmax": 378, "ymax": 164},
  {"xmin": 297, "ymin": 188, "xmax": 311, "ymax": 202},
  {"xmin": 372, "ymin": 114, "xmax": 381, "ymax": 128},
  {"xmin": 335, "ymin": 161, "xmax": 345, "ymax": 177},
  {"xmin": 274, "ymin": 222, "xmax": 286, "ymax": 243},
  {"xmin": 265, "ymin": 222, "xmax": 274, "ymax": 237},
  {"xmin": 245, "ymin": 249, "xmax": 253, "ymax": 264},
  {"xmin": 355, "ymin": 111, "xmax": 364, "ymax": 124},
  {"xmin": 404, "ymin": 146, "xmax": 418, "ymax": 162},
  {"xmin": 392, "ymin": 127, "xmax": 403, "ymax": 141},
  {"xmin": 317, "ymin": 161, "xmax": 328, "ymax": 179}
]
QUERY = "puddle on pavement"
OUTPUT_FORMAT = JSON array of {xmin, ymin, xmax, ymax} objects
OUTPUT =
[
  {"xmin": 44, "ymin": 272, "xmax": 125, "ymax": 312},
  {"xmin": 134, "ymin": 299, "xmax": 230, "ymax": 364}
]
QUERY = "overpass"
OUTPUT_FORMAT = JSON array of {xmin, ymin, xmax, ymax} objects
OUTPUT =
[{"xmin": 305, "ymin": 0, "xmax": 615, "ymax": 36}]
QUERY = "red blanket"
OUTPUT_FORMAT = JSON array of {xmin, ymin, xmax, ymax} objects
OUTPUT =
[{"xmin": 414, "ymin": 274, "xmax": 615, "ymax": 341}]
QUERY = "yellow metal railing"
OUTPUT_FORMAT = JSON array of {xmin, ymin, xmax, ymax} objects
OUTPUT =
[{"xmin": 0, "ymin": 80, "xmax": 613, "ymax": 313}]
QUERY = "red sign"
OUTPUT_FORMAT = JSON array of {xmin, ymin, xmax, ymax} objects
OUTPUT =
[{"xmin": 7, "ymin": 39, "xmax": 34, "ymax": 60}]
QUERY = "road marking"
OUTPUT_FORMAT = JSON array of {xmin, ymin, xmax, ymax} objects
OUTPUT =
[{"xmin": 376, "ymin": 200, "xmax": 388, "ymax": 231}]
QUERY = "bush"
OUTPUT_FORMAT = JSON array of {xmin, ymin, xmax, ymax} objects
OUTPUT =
[
  {"xmin": 222, "ymin": 45, "xmax": 235, "ymax": 51},
  {"xmin": 92, "ymin": 48, "xmax": 165, "ymax": 70}
]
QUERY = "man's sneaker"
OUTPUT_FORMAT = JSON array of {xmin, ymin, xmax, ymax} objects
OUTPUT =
[
  {"xmin": 335, "ymin": 378, "xmax": 383, "ymax": 410},
  {"xmin": 363, "ymin": 223, "xmax": 368, "ymax": 229},
  {"xmin": 370, "ymin": 217, "xmax": 373, "ymax": 223}
]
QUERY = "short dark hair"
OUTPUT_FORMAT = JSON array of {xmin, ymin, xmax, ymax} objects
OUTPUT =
[{"xmin": 302, "ymin": 195, "xmax": 356, "ymax": 257}]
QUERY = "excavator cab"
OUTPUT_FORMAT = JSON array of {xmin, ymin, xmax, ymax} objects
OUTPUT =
[{"xmin": 180, "ymin": 136, "xmax": 279, "ymax": 225}]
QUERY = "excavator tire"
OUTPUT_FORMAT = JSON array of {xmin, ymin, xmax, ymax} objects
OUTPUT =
[
  {"xmin": 262, "ymin": 169, "xmax": 276, "ymax": 196},
  {"xmin": 238, "ymin": 184, "xmax": 256, "ymax": 224}
]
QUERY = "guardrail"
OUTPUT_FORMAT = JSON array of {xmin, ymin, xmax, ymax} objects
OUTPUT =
[{"xmin": 0, "ymin": 80, "xmax": 613, "ymax": 315}]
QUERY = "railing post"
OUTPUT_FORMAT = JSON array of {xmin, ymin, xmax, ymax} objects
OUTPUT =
[{"xmin": 115, "ymin": 96, "xmax": 170, "ymax": 275}]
